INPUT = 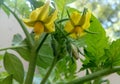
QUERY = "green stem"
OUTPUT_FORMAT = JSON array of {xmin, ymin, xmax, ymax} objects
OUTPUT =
[
  {"xmin": 24, "ymin": 34, "xmax": 49, "ymax": 84},
  {"xmin": 24, "ymin": 49, "xmax": 37, "ymax": 84},
  {"xmin": 40, "ymin": 57, "xmax": 57, "ymax": 84},
  {"xmin": 57, "ymin": 18, "xmax": 69, "ymax": 23},
  {"xmin": 36, "ymin": 34, "xmax": 49, "ymax": 52},
  {"xmin": 0, "ymin": 45, "xmax": 27, "ymax": 51},
  {"xmin": 3, "ymin": 4, "xmax": 34, "ymax": 47},
  {"xmin": 67, "ymin": 66, "xmax": 120, "ymax": 84}
]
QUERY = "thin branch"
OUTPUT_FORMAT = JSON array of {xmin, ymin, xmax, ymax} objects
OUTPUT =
[
  {"xmin": 0, "ymin": 45, "xmax": 27, "ymax": 51},
  {"xmin": 67, "ymin": 66, "xmax": 120, "ymax": 84},
  {"xmin": 40, "ymin": 57, "xmax": 57, "ymax": 84}
]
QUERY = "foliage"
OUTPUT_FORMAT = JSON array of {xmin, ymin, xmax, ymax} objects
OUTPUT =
[
  {"xmin": 74, "ymin": 0, "xmax": 120, "ymax": 40},
  {"xmin": 0, "ymin": 0, "xmax": 120, "ymax": 84}
]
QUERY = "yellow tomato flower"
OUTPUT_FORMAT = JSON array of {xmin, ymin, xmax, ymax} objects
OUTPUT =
[
  {"xmin": 65, "ymin": 9, "xmax": 91, "ymax": 39},
  {"xmin": 22, "ymin": 1, "xmax": 58, "ymax": 39}
]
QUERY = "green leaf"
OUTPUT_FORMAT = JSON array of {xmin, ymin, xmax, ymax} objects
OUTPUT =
[
  {"xmin": 3, "ymin": 52, "xmax": 24, "ymax": 83},
  {"xmin": 12, "ymin": 35, "xmax": 53, "ymax": 69},
  {"xmin": 2, "ymin": 75, "xmax": 13, "ymax": 84},
  {"xmin": 12, "ymin": 34, "xmax": 30, "ymax": 61},
  {"xmin": 84, "ymin": 15, "xmax": 109, "ymax": 64},
  {"xmin": 54, "ymin": 0, "xmax": 75, "ymax": 12},
  {"xmin": 27, "ymin": 0, "xmax": 44, "ymax": 9},
  {"xmin": 12, "ymin": 34, "xmax": 23, "ymax": 46},
  {"xmin": 14, "ymin": 46, "xmax": 30, "ymax": 61},
  {"xmin": 55, "ymin": 56, "xmax": 77, "ymax": 82},
  {"xmin": 37, "ymin": 36, "xmax": 54, "ymax": 69},
  {"xmin": 104, "ymin": 39, "xmax": 120, "ymax": 66}
]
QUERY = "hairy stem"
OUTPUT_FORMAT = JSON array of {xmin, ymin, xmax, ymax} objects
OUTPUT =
[
  {"xmin": 67, "ymin": 66, "xmax": 120, "ymax": 84},
  {"xmin": 24, "ymin": 34, "xmax": 48, "ymax": 84},
  {"xmin": 24, "ymin": 49, "xmax": 37, "ymax": 84}
]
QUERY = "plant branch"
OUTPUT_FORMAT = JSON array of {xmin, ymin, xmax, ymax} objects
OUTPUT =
[
  {"xmin": 0, "ymin": 45, "xmax": 27, "ymax": 51},
  {"xmin": 36, "ymin": 34, "xmax": 49, "ymax": 52},
  {"xmin": 24, "ymin": 48, "xmax": 37, "ymax": 84},
  {"xmin": 3, "ymin": 3, "xmax": 34, "ymax": 47},
  {"xmin": 67, "ymin": 66, "xmax": 120, "ymax": 84},
  {"xmin": 40, "ymin": 35, "xmax": 58, "ymax": 84},
  {"xmin": 24, "ymin": 34, "xmax": 49, "ymax": 84},
  {"xmin": 40, "ymin": 57, "xmax": 57, "ymax": 84}
]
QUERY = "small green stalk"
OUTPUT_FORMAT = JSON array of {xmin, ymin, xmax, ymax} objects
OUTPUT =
[
  {"xmin": 67, "ymin": 66, "xmax": 120, "ymax": 84},
  {"xmin": 0, "ymin": 45, "xmax": 27, "ymax": 51},
  {"xmin": 40, "ymin": 57, "xmax": 57, "ymax": 84}
]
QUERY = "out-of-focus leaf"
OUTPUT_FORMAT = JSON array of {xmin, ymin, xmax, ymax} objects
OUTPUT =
[
  {"xmin": 12, "ymin": 34, "xmax": 23, "ymax": 46},
  {"xmin": 14, "ymin": 46, "xmax": 30, "ymax": 61},
  {"xmin": 11, "ymin": 34, "xmax": 30, "ymax": 61},
  {"xmin": 0, "ymin": 72, "xmax": 9, "ymax": 80},
  {"xmin": 55, "ymin": 56, "xmax": 77, "ymax": 82},
  {"xmin": 27, "ymin": 0, "xmax": 44, "ymax": 9},
  {"xmin": 12, "ymin": 34, "xmax": 53, "ymax": 69},
  {"xmin": 16, "ymin": 0, "xmax": 31, "ymax": 18},
  {"xmin": 0, "ymin": 0, "xmax": 3, "ymax": 6},
  {"xmin": 54, "ymin": 0, "xmax": 75, "ymax": 13},
  {"xmin": 37, "ymin": 36, "xmax": 54, "ymax": 69},
  {"xmin": 2, "ymin": 75, "xmax": 13, "ymax": 84},
  {"xmin": 3, "ymin": 52, "xmax": 24, "ymax": 83}
]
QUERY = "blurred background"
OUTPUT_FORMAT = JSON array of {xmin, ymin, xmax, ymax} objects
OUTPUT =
[{"xmin": 0, "ymin": 0, "xmax": 120, "ymax": 84}]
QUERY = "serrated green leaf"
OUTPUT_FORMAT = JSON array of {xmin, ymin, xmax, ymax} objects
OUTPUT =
[
  {"xmin": 55, "ymin": 56, "xmax": 77, "ymax": 82},
  {"xmin": 84, "ymin": 15, "xmax": 109, "ymax": 64},
  {"xmin": 105, "ymin": 39, "xmax": 120, "ymax": 66},
  {"xmin": 3, "ymin": 52, "xmax": 24, "ymax": 83},
  {"xmin": 2, "ymin": 75, "xmax": 13, "ymax": 84}
]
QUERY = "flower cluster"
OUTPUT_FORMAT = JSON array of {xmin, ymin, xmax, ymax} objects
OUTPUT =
[
  {"xmin": 22, "ymin": 1, "xmax": 57, "ymax": 39},
  {"xmin": 65, "ymin": 8, "xmax": 91, "ymax": 38},
  {"xmin": 23, "ymin": 1, "xmax": 91, "ymax": 39}
]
